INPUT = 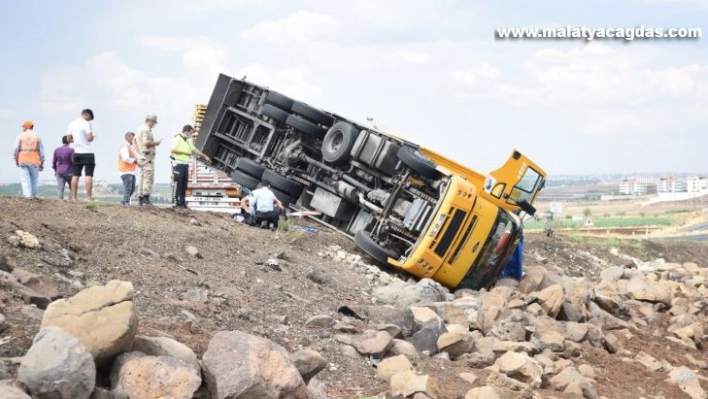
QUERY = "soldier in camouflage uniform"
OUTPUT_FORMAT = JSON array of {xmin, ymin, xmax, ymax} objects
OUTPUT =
[{"xmin": 134, "ymin": 114, "xmax": 162, "ymax": 206}]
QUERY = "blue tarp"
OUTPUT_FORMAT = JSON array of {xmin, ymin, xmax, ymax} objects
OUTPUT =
[{"xmin": 500, "ymin": 232, "xmax": 524, "ymax": 280}]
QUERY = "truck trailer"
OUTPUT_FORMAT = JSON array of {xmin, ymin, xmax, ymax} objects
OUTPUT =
[{"xmin": 195, "ymin": 73, "xmax": 547, "ymax": 290}]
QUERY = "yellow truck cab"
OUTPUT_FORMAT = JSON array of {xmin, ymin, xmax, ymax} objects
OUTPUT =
[
  {"xmin": 195, "ymin": 73, "xmax": 547, "ymax": 290},
  {"xmin": 392, "ymin": 148, "xmax": 546, "ymax": 289}
]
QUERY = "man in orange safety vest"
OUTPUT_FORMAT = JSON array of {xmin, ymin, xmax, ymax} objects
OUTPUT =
[
  {"xmin": 13, "ymin": 120, "xmax": 45, "ymax": 199},
  {"xmin": 118, "ymin": 132, "xmax": 138, "ymax": 205}
]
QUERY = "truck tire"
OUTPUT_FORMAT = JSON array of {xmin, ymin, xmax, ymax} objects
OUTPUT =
[
  {"xmin": 261, "ymin": 104, "xmax": 289, "ymax": 124},
  {"xmin": 396, "ymin": 146, "xmax": 442, "ymax": 180},
  {"xmin": 354, "ymin": 230, "xmax": 399, "ymax": 264},
  {"xmin": 231, "ymin": 170, "xmax": 260, "ymax": 190},
  {"xmin": 291, "ymin": 101, "xmax": 335, "ymax": 127},
  {"xmin": 265, "ymin": 90, "xmax": 294, "ymax": 110},
  {"xmin": 272, "ymin": 188, "xmax": 299, "ymax": 208},
  {"xmin": 235, "ymin": 158, "xmax": 266, "ymax": 179},
  {"xmin": 322, "ymin": 122, "xmax": 359, "ymax": 165},
  {"xmin": 263, "ymin": 169, "xmax": 304, "ymax": 197},
  {"xmin": 285, "ymin": 114, "xmax": 326, "ymax": 139}
]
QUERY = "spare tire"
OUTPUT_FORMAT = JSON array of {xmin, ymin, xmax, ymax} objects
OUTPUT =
[
  {"xmin": 354, "ymin": 230, "xmax": 399, "ymax": 264},
  {"xmin": 285, "ymin": 114, "xmax": 327, "ymax": 139},
  {"xmin": 322, "ymin": 122, "xmax": 359, "ymax": 165},
  {"xmin": 291, "ymin": 101, "xmax": 335, "ymax": 127},
  {"xmin": 234, "ymin": 158, "xmax": 266, "ymax": 179},
  {"xmin": 262, "ymin": 169, "xmax": 304, "ymax": 197},
  {"xmin": 265, "ymin": 90, "xmax": 294, "ymax": 111},
  {"xmin": 261, "ymin": 104, "xmax": 289, "ymax": 124},
  {"xmin": 396, "ymin": 146, "xmax": 442, "ymax": 180}
]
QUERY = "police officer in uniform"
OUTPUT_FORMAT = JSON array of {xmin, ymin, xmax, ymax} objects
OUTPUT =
[{"xmin": 134, "ymin": 114, "xmax": 162, "ymax": 206}]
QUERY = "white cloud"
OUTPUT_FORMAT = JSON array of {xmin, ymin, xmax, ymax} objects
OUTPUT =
[
  {"xmin": 0, "ymin": 109, "xmax": 14, "ymax": 119},
  {"xmin": 235, "ymin": 63, "xmax": 322, "ymax": 100},
  {"xmin": 451, "ymin": 62, "xmax": 500, "ymax": 86},
  {"xmin": 579, "ymin": 110, "xmax": 650, "ymax": 136},
  {"xmin": 239, "ymin": 11, "xmax": 338, "ymax": 44},
  {"xmin": 483, "ymin": 43, "xmax": 708, "ymax": 107},
  {"xmin": 388, "ymin": 50, "xmax": 428, "ymax": 64}
]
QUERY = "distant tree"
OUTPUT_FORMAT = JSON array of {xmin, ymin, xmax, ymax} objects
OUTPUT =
[{"xmin": 583, "ymin": 208, "xmax": 592, "ymax": 218}]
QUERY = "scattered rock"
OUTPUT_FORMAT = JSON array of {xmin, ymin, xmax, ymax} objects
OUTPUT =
[
  {"xmin": 183, "ymin": 288, "xmax": 209, "ymax": 304},
  {"xmin": 0, "ymin": 253, "xmax": 12, "ymax": 272},
  {"xmin": 465, "ymin": 386, "xmax": 500, "ymax": 399},
  {"xmin": 305, "ymin": 269, "xmax": 330, "ymax": 285},
  {"xmin": 389, "ymin": 370, "xmax": 441, "ymax": 399},
  {"xmin": 0, "ymin": 313, "xmax": 6, "ymax": 333},
  {"xmin": 0, "ymin": 380, "xmax": 31, "ymax": 399},
  {"xmin": 185, "ymin": 245, "xmax": 201, "ymax": 258},
  {"xmin": 304, "ymin": 315, "xmax": 335, "ymax": 329},
  {"xmin": 130, "ymin": 335, "xmax": 199, "ymax": 371},
  {"xmin": 291, "ymin": 349, "xmax": 326, "ymax": 384},
  {"xmin": 603, "ymin": 332, "xmax": 622, "ymax": 354},
  {"xmin": 18, "ymin": 326, "xmax": 96, "ymax": 399},
  {"xmin": 373, "ymin": 278, "xmax": 448, "ymax": 307},
  {"xmin": 491, "ymin": 351, "xmax": 543, "ymax": 389},
  {"xmin": 110, "ymin": 352, "xmax": 201, "ymax": 399},
  {"xmin": 666, "ymin": 366, "xmax": 706, "ymax": 399},
  {"xmin": 437, "ymin": 332, "xmax": 473, "ymax": 359},
  {"xmin": 459, "ymin": 372, "xmax": 478, "ymax": 385},
  {"xmin": 9, "ymin": 230, "xmax": 40, "ymax": 249},
  {"xmin": 534, "ymin": 284, "xmax": 565, "ymax": 318},
  {"xmin": 626, "ymin": 275, "xmax": 672, "ymax": 306},
  {"xmin": 12, "ymin": 269, "xmax": 59, "ymax": 299},
  {"xmin": 353, "ymin": 330, "xmax": 393, "ymax": 358},
  {"xmin": 389, "ymin": 339, "xmax": 420, "ymax": 360},
  {"xmin": 0, "ymin": 270, "xmax": 51, "ymax": 309},
  {"xmin": 40, "ymin": 280, "xmax": 138, "ymax": 366},
  {"xmin": 377, "ymin": 354, "xmax": 414, "ymax": 382},
  {"xmin": 635, "ymin": 351, "xmax": 664, "ymax": 372},
  {"xmin": 202, "ymin": 330, "xmax": 308, "ymax": 399}
]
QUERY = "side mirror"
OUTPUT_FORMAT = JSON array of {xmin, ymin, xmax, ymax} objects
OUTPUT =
[{"xmin": 518, "ymin": 199, "xmax": 537, "ymax": 216}]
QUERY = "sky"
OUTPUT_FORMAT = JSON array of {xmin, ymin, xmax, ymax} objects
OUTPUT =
[{"xmin": 1, "ymin": 0, "xmax": 706, "ymax": 184}]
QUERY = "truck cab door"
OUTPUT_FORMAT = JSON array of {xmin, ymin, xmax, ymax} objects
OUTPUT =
[{"xmin": 482, "ymin": 150, "xmax": 547, "ymax": 216}]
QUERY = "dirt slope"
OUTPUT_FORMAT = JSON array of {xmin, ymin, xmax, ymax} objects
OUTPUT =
[{"xmin": 0, "ymin": 196, "xmax": 706, "ymax": 398}]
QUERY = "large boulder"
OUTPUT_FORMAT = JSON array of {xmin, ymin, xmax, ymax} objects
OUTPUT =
[
  {"xmin": 373, "ymin": 278, "xmax": 448, "ymax": 307},
  {"xmin": 130, "ymin": 335, "xmax": 199, "ymax": 371},
  {"xmin": 0, "ymin": 381, "xmax": 31, "ymax": 399},
  {"xmin": 202, "ymin": 331, "xmax": 309, "ymax": 399},
  {"xmin": 17, "ymin": 326, "xmax": 96, "ymax": 399},
  {"xmin": 110, "ymin": 352, "xmax": 201, "ymax": 399},
  {"xmin": 40, "ymin": 280, "xmax": 138, "ymax": 366},
  {"xmin": 626, "ymin": 276, "xmax": 672, "ymax": 306},
  {"xmin": 291, "ymin": 349, "xmax": 326, "ymax": 384}
]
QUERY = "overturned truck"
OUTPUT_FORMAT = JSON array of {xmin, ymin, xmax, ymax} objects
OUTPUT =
[{"xmin": 195, "ymin": 74, "xmax": 547, "ymax": 290}]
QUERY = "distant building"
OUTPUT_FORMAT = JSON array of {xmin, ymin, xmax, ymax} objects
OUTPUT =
[
  {"xmin": 657, "ymin": 177, "xmax": 687, "ymax": 193},
  {"xmin": 686, "ymin": 176, "xmax": 708, "ymax": 193},
  {"xmin": 619, "ymin": 179, "xmax": 656, "ymax": 195}
]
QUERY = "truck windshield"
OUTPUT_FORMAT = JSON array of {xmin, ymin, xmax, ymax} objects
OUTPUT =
[{"xmin": 459, "ymin": 209, "xmax": 520, "ymax": 290}]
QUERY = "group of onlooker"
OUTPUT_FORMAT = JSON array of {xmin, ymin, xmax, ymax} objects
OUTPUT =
[
  {"xmin": 13, "ymin": 109, "xmax": 95, "ymax": 201},
  {"xmin": 12, "ymin": 110, "xmax": 213, "ymax": 208}
]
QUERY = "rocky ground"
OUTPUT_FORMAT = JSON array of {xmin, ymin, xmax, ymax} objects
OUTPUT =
[{"xmin": 0, "ymin": 196, "xmax": 706, "ymax": 399}]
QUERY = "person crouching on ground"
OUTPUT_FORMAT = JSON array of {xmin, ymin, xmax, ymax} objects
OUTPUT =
[
  {"xmin": 250, "ymin": 179, "xmax": 284, "ymax": 231},
  {"xmin": 118, "ymin": 132, "xmax": 138, "ymax": 205},
  {"xmin": 52, "ymin": 135, "xmax": 74, "ymax": 199},
  {"xmin": 170, "ymin": 125, "xmax": 211, "ymax": 209},
  {"xmin": 13, "ymin": 120, "xmax": 45, "ymax": 199}
]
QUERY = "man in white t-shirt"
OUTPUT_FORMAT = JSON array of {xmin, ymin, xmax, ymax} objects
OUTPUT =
[{"xmin": 67, "ymin": 109, "xmax": 96, "ymax": 201}]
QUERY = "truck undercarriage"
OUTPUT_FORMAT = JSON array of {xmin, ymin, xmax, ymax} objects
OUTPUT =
[{"xmin": 196, "ymin": 74, "xmax": 447, "ymax": 263}]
